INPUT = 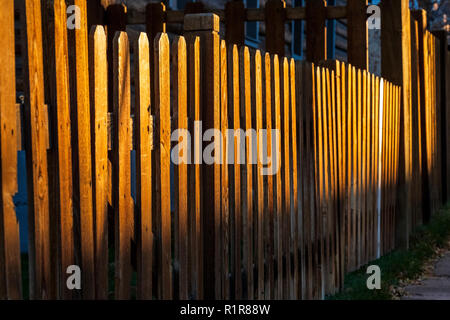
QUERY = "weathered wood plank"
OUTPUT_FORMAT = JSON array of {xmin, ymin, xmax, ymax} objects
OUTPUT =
[
  {"xmin": 68, "ymin": 0, "xmax": 95, "ymax": 299},
  {"xmin": 253, "ymin": 50, "xmax": 264, "ymax": 300},
  {"xmin": 187, "ymin": 36, "xmax": 202, "ymax": 299},
  {"xmin": 272, "ymin": 54, "xmax": 283, "ymax": 299},
  {"xmin": 172, "ymin": 36, "xmax": 188, "ymax": 300},
  {"xmin": 220, "ymin": 40, "xmax": 230, "ymax": 300},
  {"xmin": 303, "ymin": 62, "xmax": 315, "ymax": 299},
  {"xmin": 263, "ymin": 52, "xmax": 274, "ymax": 300},
  {"xmin": 289, "ymin": 59, "xmax": 300, "ymax": 299},
  {"xmin": 0, "ymin": 0, "xmax": 22, "ymax": 300},
  {"xmin": 314, "ymin": 66, "xmax": 325, "ymax": 298},
  {"xmin": 240, "ymin": 46, "xmax": 253, "ymax": 299},
  {"xmin": 134, "ymin": 32, "xmax": 152, "ymax": 300},
  {"xmin": 229, "ymin": 44, "xmax": 242, "ymax": 300},
  {"xmin": 350, "ymin": 66, "xmax": 357, "ymax": 269},
  {"xmin": 113, "ymin": 31, "xmax": 132, "ymax": 300},
  {"xmin": 281, "ymin": 57, "xmax": 291, "ymax": 299},
  {"xmin": 22, "ymin": 0, "xmax": 51, "ymax": 300},
  {"xmin": 361, "ymin": 70, "xmax": 367, "ymax": 266},
  {"xmin": 52, "ymin": 0, "xmax": 76, "ymax": 300},
  {"xmin": 89, "ymin": 25, "xmax": 108, "ymax": 300},
  {"xmin": 154, "ymin": 32, "xmax": 172, "ymax": 300}
]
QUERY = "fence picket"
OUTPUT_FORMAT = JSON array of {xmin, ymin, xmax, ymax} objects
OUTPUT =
[
  {"xmin": 22, "ymin": 0, "xmax": 51, "ymax": 300},
  {"xmin": 154, "ymin": 33, "xmax": 172, "ymax": 300},
  {"xmin": 0, "ymin": 0, "xmax": 21, "ymax": 300},
  {"xmin": 264, "ymin": 53, "xmax": 275, "ymax": 300},
  {"xmin": 187, "ymin": 36, "xmax": 202, "ymax": 299},
  {"xmin": 273, "ymin": 55, "xmax": 283, "ymax": 299},
  {"xmin": 69, "ymin": 0, "xmax": 95, "ymax": 299},
  {"xmin": 134, "ymin": 32, "xmax": 153, "ymax": 300},
  {"xmin": 290, "ymin": 59, "xmax": 300, "ymax": 299},
  {"xmin": 281, "ymin": 58, "xmax": 291, "ymax": 299},
  {"xmin": 240, "ymin": 46, "xmax": 253, "ymax": 299},
  {"xmin": 254, "ymin": 50, "xmax": 264, "ymax": 300},
  {"xmin": 113, "ymin": 31, "xmax": 132, "ymax": 300},
  {"xmin": 229, "ymin": 45, "xmax": 242, "ymax": 300},
  {"xmin": 172, "ymin": 36, "xmax": 188, "ymax": 300},
  {"xmin": 89, "ymin": 25, "xmax": 108, "ymax": 300},
  {"xmin": 220, "ymin": 39, "xmax": 230, "ymax": 300}
]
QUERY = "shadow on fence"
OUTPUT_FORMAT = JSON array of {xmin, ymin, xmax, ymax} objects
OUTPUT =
[{"xmin": 0, "ymin": 0, "xmax": 449, "ymax": 300}]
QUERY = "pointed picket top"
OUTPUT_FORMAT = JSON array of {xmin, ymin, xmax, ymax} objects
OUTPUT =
[{"xmin": 91, "ymin": 24, "xmax": 107, "ymax": 43}]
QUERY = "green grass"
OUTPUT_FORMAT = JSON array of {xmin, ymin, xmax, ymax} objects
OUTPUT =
[{"xmin": 328, "ymin": 204, "xmax": 450, "ymax": 300}]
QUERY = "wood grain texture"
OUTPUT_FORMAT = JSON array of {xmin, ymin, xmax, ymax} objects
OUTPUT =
[
  {"xmin": 281, "ymin": 57, "xmax": 291, "ymax": 299},
  {"xmin": 187, "ymin": 36, "xmax": 202, "ymax": 299},
  {"xmin": 89, "ymin": 25, "xmax": 108, "ymax": 300},
  {"xmin": 134, "ymin": 32, "xmax": 152, "ymax": 300},
  {"xmin": 263, "ymin": 52, "xmax": 274, "ymax": 300},
  {"xmin": 272, "ymin": 55, "xmax": 283, "ymax": 299},
  {"xmin": 113, "ymin": 31, "xmax": 132, "ymax": 300},
  {"xmin": 154, "ymin": 33, "xmax": 172, "ymax": 300},
  {"xmin": 0, "ymin": 0, "xmax": 21, "ymax": 300},
  {"xmin": 68, "ymin": 0, "xmax": 95, "ymax": 299},
  {"xmin": 50, "ymin": 0, "xmax": 76, "ymax": 300},
  {"xmin": 240, "ymin": 46, "xmax": 253, "ymax": 299},
  {"xmin": 229, "ymin": 45, "xmax": 242, "ymax": 300},
  {"xmin": 173, "ymin": 36, "xmax": 188, "ymax": 300},
  {"xmin": 22, "ymin": 0, "xmax": 51, "ymax": 300},
  {"xmin": 289, "ymin": 59, "xmax": 300, "ymax": 299},
  {"xmin": 220, "ymin": 40, "xmax": 230, "ymax": 300},
  {"xmin": 254, "ymin": 50, "xmax": 264, "ymax": 300}
]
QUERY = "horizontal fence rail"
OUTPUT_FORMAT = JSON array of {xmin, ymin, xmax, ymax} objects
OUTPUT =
[{"xmin": 1, "ymin": 0, "xmax": 449, "ymax": 300}]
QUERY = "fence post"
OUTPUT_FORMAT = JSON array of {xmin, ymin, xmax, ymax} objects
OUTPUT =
[
  {"xmin": 184, "ymin": 13, "xmax": 221, "ymax": 299},
  {"xmin": 225, "ymin": 0, "xmax": 245, "ymax": 47},
  {"xmin": 411, "ymin": 10, "xmax": 431, "ymax": 224},
  {"xmin": 381, "ymin": 0, "xmax": 412, "ymax": 249},
  {"xmin": 347, "ymin": 0, "xmax": 368, "ymax": 70},
  {"xmin": 106, "ymin": 4, "xmax": 127, "ymax": 111},
  {"xmin": 265, "ymin": 0, "xmax": 286, "ymax": 56},
  {"xmin": 146, "ymin": 2, "xmax": 166, "ymax": 112},
  {"xmin": 185, "ymin": 1, "xmax": 205, "ymax": 13},
  {"xmin": 306, "ymin": 0, "xmax": 327, "ymax": 63},
  {"xmin": 87, "ymin": 0, "xmax": 105, "ymax": 29},
  {"xmin": 432, "ymin": 30, "xmax": 448, "ymax": 204}
]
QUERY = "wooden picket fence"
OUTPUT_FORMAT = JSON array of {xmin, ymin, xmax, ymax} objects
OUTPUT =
[{"xmin": 0, "ymin": 0, "xmax": 449, "ymax": 300}]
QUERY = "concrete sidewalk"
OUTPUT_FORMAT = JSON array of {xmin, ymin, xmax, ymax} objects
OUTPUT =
[{"xmin": 402, "ymin": 252, "xmax": 450, "ymax": 300}]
